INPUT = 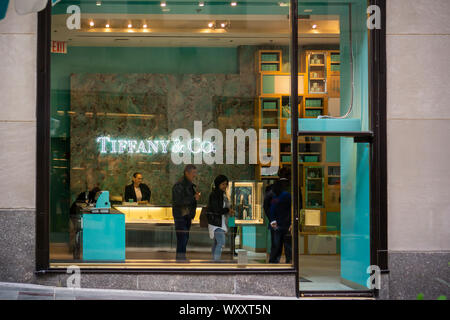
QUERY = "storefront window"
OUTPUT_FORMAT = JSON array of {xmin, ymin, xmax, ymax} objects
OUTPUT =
[
  {"xmin": 48, "ymin": 0, "xmax": 373, "ymax": 285},
  {"xmin": 49, "ymin": 0, "xmax": 292, "ymax": 268}
]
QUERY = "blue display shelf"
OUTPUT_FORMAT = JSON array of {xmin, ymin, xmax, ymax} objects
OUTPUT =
[{"xmin": 286, "ymin": 118, "xmax": 361, "ymax": 134}]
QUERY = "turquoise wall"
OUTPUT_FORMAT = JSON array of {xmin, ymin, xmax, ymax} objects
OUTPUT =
[{"xmin": 339, "ymin": 1, "xmax": 371, "ymax": 288}]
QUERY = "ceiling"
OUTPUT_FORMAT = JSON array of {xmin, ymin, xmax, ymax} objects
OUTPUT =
[{"xmin": 52, "ymin": 14, "xmax": 340, "ymax": 47}]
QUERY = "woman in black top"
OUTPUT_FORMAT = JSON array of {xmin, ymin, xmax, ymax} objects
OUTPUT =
[{"xmin": 207, "ymin": 175, "xmax": 234, "ymax": 261}]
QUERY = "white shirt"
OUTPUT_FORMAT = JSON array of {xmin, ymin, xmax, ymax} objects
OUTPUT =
[
  {"xmin": 208, "ymin": 196, "xmax": 229, "ymax": 239},
  {"xmin": 134, "ymin": 187, "xmax": 142, "ymax": 202}
]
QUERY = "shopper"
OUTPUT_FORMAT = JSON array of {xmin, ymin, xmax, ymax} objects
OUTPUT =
[
  {"xmin": 172, "ymin": 165, "xmax": 200, "ymax": 261},
  {"xmin": 124, "ymin": 172, "xmax": 151, "ymax": 203},
  {"xmin": 207, "ymin": 175, "xmax": 234, "ymax": 261},
  {"xmin": 268, "ymin": 167, "xmax": 293, "ymax": 263}
]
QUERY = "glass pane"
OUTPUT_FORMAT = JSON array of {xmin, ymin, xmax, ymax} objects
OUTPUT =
[
  {"xmin": 283, "ymin": 0, "xmax": 370, "ymax": 134},
  {"xmin": 298, "ymin": 136, "xmax": 371, "ymax": 291},
  {"xmin": 49, "ymin": 0, "xmax": 291, "ymax": 268},
  {"xmin": 294, "ymin": 0, "xmax": 372, "ymax": 291}
]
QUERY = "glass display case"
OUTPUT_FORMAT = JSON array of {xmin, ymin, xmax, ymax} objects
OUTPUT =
[{"xmin": 229, "ymin": 181, "xmax": 264, "ymax": 224}]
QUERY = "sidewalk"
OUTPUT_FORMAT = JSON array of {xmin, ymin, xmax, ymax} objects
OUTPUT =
[{"xmin": 0, "ymin": 282, "xmax": 298, "ymax": 300}]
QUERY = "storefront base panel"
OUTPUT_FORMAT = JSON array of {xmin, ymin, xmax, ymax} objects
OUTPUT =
[
  {"xmin": 0, "ymin": 210, "xmax": 36, "ymax": 284},
  {"xmin": 383, "ymin": 251, "xmax": 450, "ymax": 300}
]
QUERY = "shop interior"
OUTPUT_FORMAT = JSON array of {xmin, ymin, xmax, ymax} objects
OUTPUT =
[{"xmin": 49, "ymin": 0, "xmax": 370, "ymax": 291}]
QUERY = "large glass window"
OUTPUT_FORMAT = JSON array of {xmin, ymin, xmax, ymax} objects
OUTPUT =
[
  {"xmin": 49, "ymin": 0, "xmax": 292, "ymax": 268},
  {"xmin": 48, "ymin": 0, "xmax": 373, "ymax": 286}
]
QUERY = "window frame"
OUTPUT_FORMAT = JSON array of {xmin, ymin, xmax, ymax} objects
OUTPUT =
[{"xmin": 35, "ymin": 0, "xmax": 387, "ymax": 295}]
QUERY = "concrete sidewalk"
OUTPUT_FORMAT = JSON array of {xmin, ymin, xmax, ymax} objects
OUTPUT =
[{"xmin": 0, "ymin": 282, "xmax": 298, "ymax": 300}]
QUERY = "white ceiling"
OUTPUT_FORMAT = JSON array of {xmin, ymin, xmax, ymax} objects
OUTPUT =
[{"xmin": 52, "ymin": 14, "xmax": 340, "ymax": 47}]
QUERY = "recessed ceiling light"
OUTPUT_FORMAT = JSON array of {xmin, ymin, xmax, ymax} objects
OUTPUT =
[
  {"xmin": 231, "ymin": 2, "xmax": 237, "ymax": 6},
  {"xmin": 89, "ymin": 21, "xmax": 94, "ymax": 27},
  {"xmin": 199, "ymin": 1, "xmax": 205, "ymax": 6},
  {"xmin": 161, "ymin": 1, "xmax": 166, "ymax": 7}
]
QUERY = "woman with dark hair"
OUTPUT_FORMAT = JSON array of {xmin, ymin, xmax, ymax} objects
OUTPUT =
[{"xmin": 207, "ymin": 175, "xmax": 234, "ymax": 261}]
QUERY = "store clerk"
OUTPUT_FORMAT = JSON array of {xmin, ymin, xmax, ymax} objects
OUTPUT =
[{"xmin": 124, "ymin": 172, "xmax": 151, "ymax": 203}]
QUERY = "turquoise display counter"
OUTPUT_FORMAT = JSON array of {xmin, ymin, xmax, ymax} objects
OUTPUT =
[{"xmin": 82, "ymin": 213, "xmax": 125, "ymax": 261}]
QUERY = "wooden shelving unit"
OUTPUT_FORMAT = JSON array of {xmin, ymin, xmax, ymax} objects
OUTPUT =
[{"xmin": 256, "ymin": 49, "xmax": 342, "ymax": 255}]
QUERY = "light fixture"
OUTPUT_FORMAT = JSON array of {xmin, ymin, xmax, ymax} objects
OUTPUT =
[
  {"xmin": 208, "ymin": 22, "xmax": 214, "ymax": 28},
  {"xmin": 312, "ymin": 24, "xmax": 317, "ymax": 29},
  {"xmin": 278, "ymin": 2, "xmax": 288, "ymax": 6},
  {"xmin": 220, "ymin": 23, "xmax": 226, "ymax": 28},
  {"xmin": 231, "ymin": 2, "xmax": 237, "ymax": 6},
  {"xmin": 105, "ymin": 23, "xmax": 110, "ymax": 28},
  {"xmin": 89, "ymin": 21, "xmax": 94, "ymax": 27},
  {"xmin": 96, "ymin": 1, "xmax": 101, "ymax": 6},
  {"xmin": 199, "ymin": 1, "xmax": 205, "ymax": 6},
  {"xmin": 143, "ymin": 24, "xmax": 148, "ymax": 28},
  {"xmin": 128, "ymin": 23, "xmax": 132, "ymax": 28},
  {"xmin": 160, "ymin": 1, "xmax": 166, "ymax": 7}
]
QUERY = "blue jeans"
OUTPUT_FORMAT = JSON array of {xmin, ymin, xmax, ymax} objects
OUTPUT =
[
  {"xmin": 174, "ymin": 216, "xmax": 192, "ymax": 260},
  {"xmin": 211, "ymin": 228, "xmax": 226, "ymax": 261}
]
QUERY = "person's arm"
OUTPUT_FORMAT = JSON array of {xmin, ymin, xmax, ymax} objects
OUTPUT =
[
  {"xmin": 269, "ymin": 197, "xmax": 278, "ymax": 228},
  {"xmin": 124, "ymin": 185, "xmax": 134, "ymax": 202},
  {"xmin": 141, "ymin": 184, "xmax": 151, "ymax": 202}
]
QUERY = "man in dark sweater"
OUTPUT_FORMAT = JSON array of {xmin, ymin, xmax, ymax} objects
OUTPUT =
[
  {"xmin": 267, "ymin": 167, "xmax": 293, "ymax": 264},
  {"xmin": 171, "ymin": 164, "xmax": 200, "ymax": 261}
]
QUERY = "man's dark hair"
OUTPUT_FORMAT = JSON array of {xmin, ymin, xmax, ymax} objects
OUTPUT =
[
  {"xmin": 184, "ymin": 164, "xmax": 197, "ymax": 174},
  {"xmin": 277, "ymin": 167, "xmax": 291, "ymax": 179},
  {"xmin": 133, "ymin": 172, "xmax": 142, "ymax": 178}
]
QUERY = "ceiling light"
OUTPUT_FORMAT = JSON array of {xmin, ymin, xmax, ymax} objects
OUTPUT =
[
  {"xmin": 220, "ymin": 23, "xmax": 226, "ymax": 28},
  {"xmin": 89, "ymin": 21, "xmax": 94, "ymax": 27},
  {"xmin": 312, "ymin": 24, "xmax": 317, "ymax": 29},
  {"xmin": 128, "ymin": 23, "xmax": 132, "ymax": 28},
  {"xmin": 96, "ymin": 1, "xmax": 101, "ymax": 6},
  {"xmin": 105, "ymin": 23, "xmax": 110, "ymax": 28},
  {"xmin": 231, "ymin": 2, "xmax": 237, "ymax": 6},
  {"xmin": 143, "ymin": 24, "xmax": 148, "ymax": 28},
  {"xmin": 199, "ymin": 1, "xmax": 205, "ymax": 6},
  {"xmin": 208, "ymin": 22, "xmax": 214, "ymax": 28},
  {"xmin": 161, "ymin": 1, "xmax": 166, "ymax": 7}
]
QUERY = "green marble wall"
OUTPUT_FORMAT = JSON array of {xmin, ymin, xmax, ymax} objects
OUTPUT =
[{"xmin": 69, "ymin": 46, "xmax": 261, "ymax": 205}]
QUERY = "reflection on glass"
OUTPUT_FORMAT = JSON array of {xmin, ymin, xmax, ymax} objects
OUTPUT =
[{"xmin": 49, "ymin": 0, "xmax": 291, "ymax": 267}]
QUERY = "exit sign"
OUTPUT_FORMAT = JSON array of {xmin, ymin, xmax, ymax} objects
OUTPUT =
[{"xmin": 51, "ymin": 41, "xmax": 67, "ymax": 54}]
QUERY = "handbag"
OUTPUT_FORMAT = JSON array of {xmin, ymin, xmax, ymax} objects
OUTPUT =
[{"xmin": 199, "ymin": 207, "xmax": 209, "ymax": 228}]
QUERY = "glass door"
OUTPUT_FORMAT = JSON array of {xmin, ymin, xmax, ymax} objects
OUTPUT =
[{"xmin": 293, "ymin": 0, "xmax": 373, "ymax": 292}]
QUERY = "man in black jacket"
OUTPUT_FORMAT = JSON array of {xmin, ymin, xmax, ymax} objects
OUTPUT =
[
  {"xmin": 124, "ymin": 172, "xmax": 151, "ymax": 203},
  {"xmin": 172, "ymin": 165, "xmax": 200, "ymax": 261}
]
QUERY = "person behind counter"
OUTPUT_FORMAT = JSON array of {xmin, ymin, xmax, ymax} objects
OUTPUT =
[
  {"xmin": 124, "ymin": 172, "xmax": 151, "ymax": 204},
  {"xmin": 172, "ymin": 164, "xmax": 201, "ymax": 261},
  {"xmin": 207, "ymin": 175, "xmax": 234, "ymax": 262}
]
